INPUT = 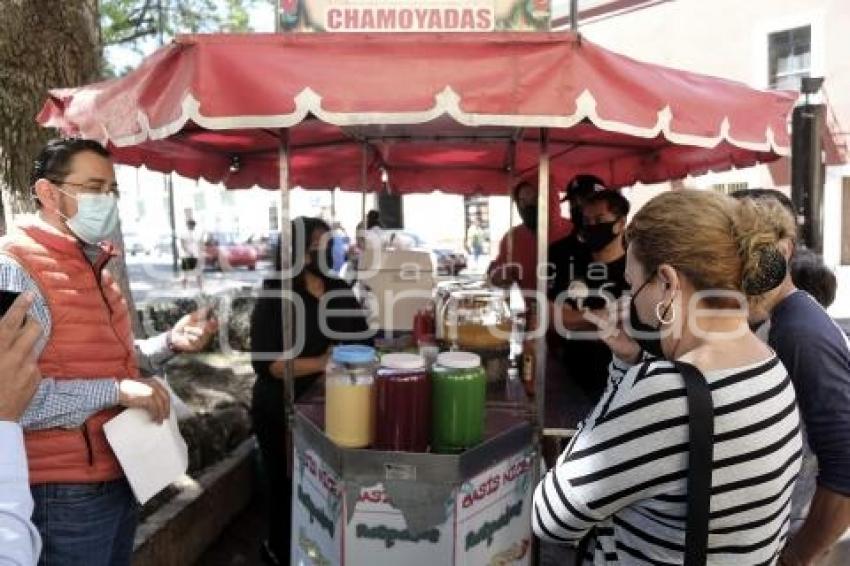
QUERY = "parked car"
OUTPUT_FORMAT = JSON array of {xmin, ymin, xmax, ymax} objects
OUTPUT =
[
  {"xmin": 122, "ymin": 232, "xmax": 152, "ymax": 256},
  {"xmin": 432, "ymin": 247, "xmax": 468, "ymax": 276},
  {"xmin": 245, "ymin": 232, "xmax": 280, "ymax": 262},
  {"xmin": 204, "ymin": 233, "xmax": 258, "ymax": 270},
  {"xmin": 382, "ymin": 230, "xmax": 467, "ymax": 276}
]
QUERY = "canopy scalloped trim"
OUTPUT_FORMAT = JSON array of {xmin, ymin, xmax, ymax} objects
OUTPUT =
[{"xmin": 107, "ymin": 86, "xmax": 789, "ymax": 156}]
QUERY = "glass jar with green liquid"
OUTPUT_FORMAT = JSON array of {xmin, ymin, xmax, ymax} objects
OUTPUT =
[{"xmin": 431, "ymin": 351, "xmax": 486, "ymax": 453}]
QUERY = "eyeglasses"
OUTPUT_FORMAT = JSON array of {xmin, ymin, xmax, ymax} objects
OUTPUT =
[{"xmin": 48, "ymin": 179, "xmax": 120, "ymax": 199}]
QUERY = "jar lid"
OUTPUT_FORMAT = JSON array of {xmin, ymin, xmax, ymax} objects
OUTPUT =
[
  {"xmin": 437, "ymin": 351, "xmax": 481, "ymax": 369},
  {"xmin": 332, "ymin": 345, "xmax": 376, "ymax": 365},
  {"xmin": 381, "ymin": 353, "xmax": 425, "ymax": 370}
]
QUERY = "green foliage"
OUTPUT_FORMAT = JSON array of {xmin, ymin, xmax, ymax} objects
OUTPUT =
[
  {"xmin": 222, "ymin": 0, "xmax": 253, "ymax": 32},
  {"xmin": 101, "ymin": 0, "xmax": 261, "ymax": 49}
]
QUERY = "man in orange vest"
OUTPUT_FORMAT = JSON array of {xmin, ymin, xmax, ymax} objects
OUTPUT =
[{"xmin": 0, "ymin": 138, "xmax": 217, "ymax": 566}]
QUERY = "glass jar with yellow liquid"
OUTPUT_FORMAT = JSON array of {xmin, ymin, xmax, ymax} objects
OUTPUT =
[{"xmin": 324, "ymin": 345, "xmax": 377, "ymax": 448}]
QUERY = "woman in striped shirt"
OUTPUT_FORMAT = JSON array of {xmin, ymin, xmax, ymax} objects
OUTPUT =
[{"xmin": 533, "ymin": 190, "xmax": 803, "ymax": 565}]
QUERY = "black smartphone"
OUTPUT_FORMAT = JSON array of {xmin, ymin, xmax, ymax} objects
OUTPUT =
[{"xmin": 0, "ymin": 290, "xmax": 24, "ymax": 325}]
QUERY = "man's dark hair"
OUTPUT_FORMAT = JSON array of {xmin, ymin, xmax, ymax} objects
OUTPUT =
[
  {"xmin": 31, "ymin": 138, "xmax": 111, "ymax": 208},
  {"xmin": 511, "ymin": 181, "xmax": 535, "ymax": 202},
  {"xmin": 791, "ymin": 248, "xmax": 837, "ymax": 308},
  {"xmin": 565, "ymin": 174, "xmax": 606, "ymax": 202},
  {"xmin": 730, "ymin": 187, "xmax": 796, "ymax": 218},
  {"xmin": 584, "ymin": 189, "xmax": 630, "ymax": 218}
]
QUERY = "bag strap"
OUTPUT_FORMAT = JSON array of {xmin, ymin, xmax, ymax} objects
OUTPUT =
[
  {"xmin": 674, "ymin": 361, "xmax": 714, "ymax": 566},
  {"xmin": 574, "ymin": 526, "xmax": 595, "ymax": 566}
]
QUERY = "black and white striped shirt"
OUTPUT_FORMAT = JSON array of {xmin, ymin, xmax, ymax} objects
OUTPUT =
[{"xmin": 533, "ymin": 355, "xmax": 803, "ymax": 565}]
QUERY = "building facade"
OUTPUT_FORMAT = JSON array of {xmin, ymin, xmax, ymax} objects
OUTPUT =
[{"xmin": 552, "ymin": 0, "xmax": 850, "ymax": 317}]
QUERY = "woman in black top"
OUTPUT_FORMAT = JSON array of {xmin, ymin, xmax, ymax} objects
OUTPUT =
[{"xmin": 250, "ymin": 217, "xmax": 369, "ymax": 565}]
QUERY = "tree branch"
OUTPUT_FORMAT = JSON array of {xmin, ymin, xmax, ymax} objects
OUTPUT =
[{"xmin": 106, "ymin": 25, "xmax": 158, "ymax": 46}]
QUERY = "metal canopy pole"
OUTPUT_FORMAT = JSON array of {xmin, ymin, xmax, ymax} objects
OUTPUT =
[
  {"xmin": 361, "ymin": 143, "xmax": 368, "ymax": 225},
  {"xmin": 506, "ymin": 139, "xmax": 517, "ymax": 266},
  {"xmin": 279, "ymin": 130, "xmax": 295, "ymax": 446},
  {"xmin": 534, "ymin": 129, "xmax": 550, "ymax": 430}
]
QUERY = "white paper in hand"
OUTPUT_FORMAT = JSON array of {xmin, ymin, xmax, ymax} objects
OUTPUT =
[{"xmin": 103, "ymin": 407, "xmax": 188, "ymax": 504}]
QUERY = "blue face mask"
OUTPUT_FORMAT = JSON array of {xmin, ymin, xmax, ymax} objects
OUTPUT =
[{"xmin": 59, "ymin": 190, "xmax": 120, "ymax": 245}]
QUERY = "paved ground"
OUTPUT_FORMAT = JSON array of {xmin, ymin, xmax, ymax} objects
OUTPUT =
[
  {"xmin": 126, "ymin": 253, "xmax": 271, "ymax": 305},
  {"xmin": 196, "ymin": 500, "xmax": 266, "ymax": 566}
]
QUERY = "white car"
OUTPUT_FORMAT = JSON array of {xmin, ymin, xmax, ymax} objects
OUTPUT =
[{"xmin": 122, "ymin": 232, "xmax": 152, "ymax": 256}]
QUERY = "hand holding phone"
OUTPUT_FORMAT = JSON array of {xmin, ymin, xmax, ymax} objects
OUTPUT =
[
  {"xmin": 0, "ymin": 290, "xmax": 24, "ymax": 326},
  {"xmin": 0, "ymin": 292, "xmax": 43, "ymax": 422}
]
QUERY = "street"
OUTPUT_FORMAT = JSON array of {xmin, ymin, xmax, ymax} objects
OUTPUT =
[{"xmin": 125, "ymin": 252, "xmax": 272, "ymax": 306}]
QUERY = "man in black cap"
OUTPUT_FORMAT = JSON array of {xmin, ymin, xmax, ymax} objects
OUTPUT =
[
  {"xmin": 546, "ymin": 174, "xmax": 606, "ymax": 303},
  {"xmin": 550, "ymin": 189, "xmax": 630, "ymax": 402}
]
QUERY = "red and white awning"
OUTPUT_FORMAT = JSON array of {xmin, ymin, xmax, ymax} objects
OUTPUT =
[{"xmin": 38, "ymin": 32, "xmax": 796, "ymax": 193}]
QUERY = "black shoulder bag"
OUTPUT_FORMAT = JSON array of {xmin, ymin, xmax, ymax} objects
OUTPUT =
[
  {"xmin": 676, "ymin": 360, "xmax": 714, "ymax": 566},
  {"xmin": 573, "ymin": 361, "xmax": 714, "ymax": 566}
]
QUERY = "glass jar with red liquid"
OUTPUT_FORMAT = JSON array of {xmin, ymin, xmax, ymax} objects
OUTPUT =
[{"xmin": 375, "ymin": 353, "xmax": 431, "ymax": 452}]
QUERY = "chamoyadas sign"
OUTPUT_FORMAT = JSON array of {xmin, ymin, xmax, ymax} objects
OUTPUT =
[
  {"xmin": 278, "ymin": 0, "xmax": 550, "ymax": 32},
  {"xmin": 326, "ymin": 2, "xmax": 495, "ymax": 32}
]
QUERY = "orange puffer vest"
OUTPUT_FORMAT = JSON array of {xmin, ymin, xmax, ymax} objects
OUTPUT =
[{"xmin": 0, "ymin": 219, "xmax": 139, "ymax": 485}]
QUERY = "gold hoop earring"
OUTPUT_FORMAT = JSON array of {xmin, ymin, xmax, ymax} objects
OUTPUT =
[{"xmin": 655, "ymin": 301, "xmax": 675, "ymax": 325}]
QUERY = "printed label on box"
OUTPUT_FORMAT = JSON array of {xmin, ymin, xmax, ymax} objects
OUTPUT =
[
  {"xmin": 455, "ymin": 449, "xmax": 535, "ymax": 565},
  {"xmin": 291, "ymin": 449, "xmax": 342, "ymax": 566}
]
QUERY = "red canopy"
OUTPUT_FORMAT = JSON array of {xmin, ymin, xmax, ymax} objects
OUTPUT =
[{"xmin": 38, "ymin": 32, "xmax": 796, "ymax": 194}]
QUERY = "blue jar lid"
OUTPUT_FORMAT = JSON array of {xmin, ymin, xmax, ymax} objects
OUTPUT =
[{"xmin": 332, "ymin": 345, "xmax": 376, "ymax": 365}]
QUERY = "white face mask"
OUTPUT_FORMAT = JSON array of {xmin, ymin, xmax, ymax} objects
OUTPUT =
[{"xmin": 58, "ymin": 189, "xmax": 120, "ymax": 244}]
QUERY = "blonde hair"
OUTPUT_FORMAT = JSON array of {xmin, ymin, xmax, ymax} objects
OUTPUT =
[{"xmin": 625, "ymin": 190, "xmax": 796, "ymax": 306}]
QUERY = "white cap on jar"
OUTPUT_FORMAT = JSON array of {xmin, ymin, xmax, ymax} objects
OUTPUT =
[
  {"xmin": 381, "ymin": 352, "xmax": 426, "ymax": 370},
  {"xmin": 436, "ymin": 351, "xmax": 481, "ymax": 369}
]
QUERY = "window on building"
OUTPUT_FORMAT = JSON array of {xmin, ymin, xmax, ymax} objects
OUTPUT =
[
  {"xmin": 768, "ymin": 26, "xmax": 811, "ymax": 91},
  {"xmin": 842, "ymin": 178, "xmax": 850, "ymax": 265}
]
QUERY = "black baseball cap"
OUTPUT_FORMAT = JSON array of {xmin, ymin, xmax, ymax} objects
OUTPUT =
[{"xmin": 564, "ymin": 174, "xmax": 607, "ymax": 202}]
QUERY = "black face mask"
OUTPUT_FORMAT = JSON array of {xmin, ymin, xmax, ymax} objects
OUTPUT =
[
  {"xmin": 627, "ymin": 275, "xmax": 671, "ymax": 359},
  {"xmin": 580, "ymin": 220, "xmax": 620, "ymax": 252},
  {"xmin": 307, "ymin": 247, "xmax": 334, "ymax": 275},
  {"xmin": 749, "ymin": 320, "xmax": 767, "ymax": 333},
  {"xmin": 570, "ymin": 205, "xmax": 583, "ymax": 230},
  {"xmin": 518, "ymin": 206, "xmax": 538, "ymax": 230}
]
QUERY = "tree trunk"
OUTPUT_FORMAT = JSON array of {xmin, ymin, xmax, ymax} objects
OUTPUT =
[
  {"xmin": 0, "ymin": 0, "xmax": 102, "ymax": 227},
  {"xmin": 108, "ymin": 220, "xmax": 146, "ymax": 338},
  {"xmin": 0, "ymin": 0, "xmax": 143, "ymax": 337}
]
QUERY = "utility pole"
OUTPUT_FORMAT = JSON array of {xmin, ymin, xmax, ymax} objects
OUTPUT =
[
  {"xmin": 157, "ymin": 0, "xmax": 165, "ymax": 46},
  {"xmin": 155, "ymin": 4, "xmax": 180, "ymax": 272},
  {"xmin": 570, "ymin": 0, "xmax": 579, "ymax": 31},
  {"xmin": 166, "ymin": 173, "xmax": 179, "ymax": 273}
]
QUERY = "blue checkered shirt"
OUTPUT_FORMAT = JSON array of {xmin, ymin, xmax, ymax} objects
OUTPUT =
[{"xmin": 0, "ymin": 254, "xmax": 173, "ymax": 430}]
